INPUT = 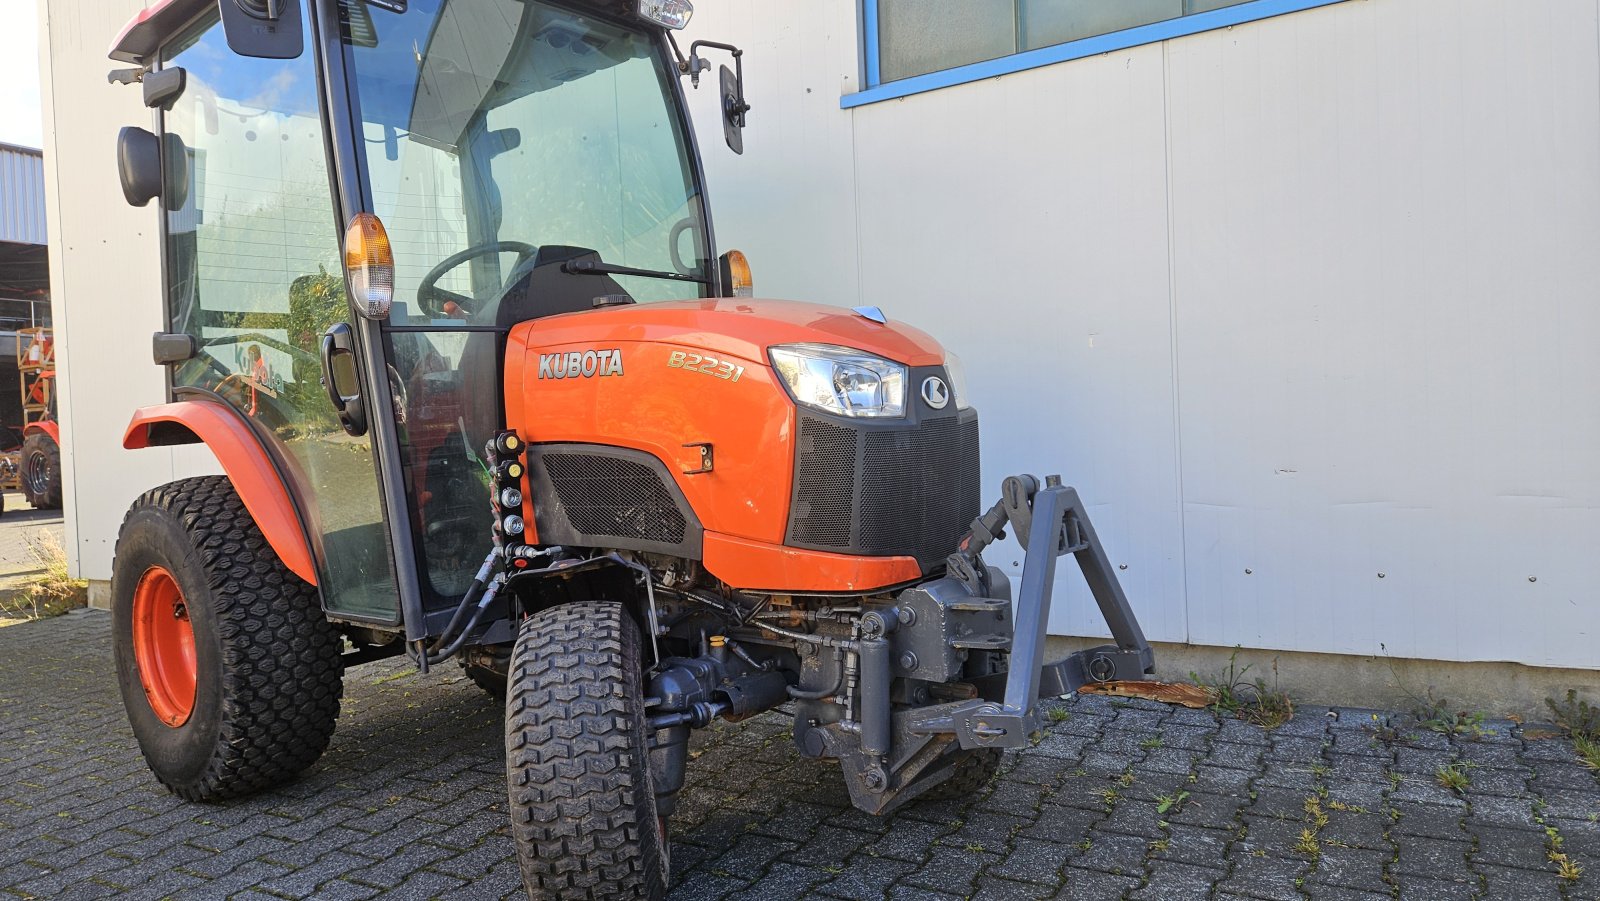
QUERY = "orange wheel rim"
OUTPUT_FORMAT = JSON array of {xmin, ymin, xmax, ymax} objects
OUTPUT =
[{"xmin": 132, "ymin": 566, "xmax": 196, "ymax": 727}]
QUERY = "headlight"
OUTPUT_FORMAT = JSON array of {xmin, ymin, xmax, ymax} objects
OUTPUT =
[
  {"xmin": 769, "ymin": 344, "xmax": 907, "ymax": 418},
  {"xmin": 942, "ymin": 351, "xmax": 973, "ymax": 411}
]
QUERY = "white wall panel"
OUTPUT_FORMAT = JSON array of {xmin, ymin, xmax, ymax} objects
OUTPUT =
[
  {"xmin": 682, "ymin": 0, "xmax": 1600, "ymax": 668},
  {"xmin": 39, "ymin": 0, "xmax": 223, "ymax": 583},
  {"xmin": 844, "ymin": 48, "xmax": 1189, "ymax": 643},
  {"xmin": 1166, "ymin": 0, "xmax": 1600, "ymax": 666},
  {"xmin": 682, "ymin": 0, "xmax": 866, "ymax": 308}
]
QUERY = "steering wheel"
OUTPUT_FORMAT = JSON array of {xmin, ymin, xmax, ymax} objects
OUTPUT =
[{"xmin": 417, "ymin": 241, "xmax": 538, "ymax": 319}]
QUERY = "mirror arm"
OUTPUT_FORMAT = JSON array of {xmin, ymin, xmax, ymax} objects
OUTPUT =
[{"xmin": 686, "ymin": 40, "xmax": 751, "ymax": 124}]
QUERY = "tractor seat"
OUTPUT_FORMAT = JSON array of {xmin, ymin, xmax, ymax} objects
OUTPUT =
[
  {"xmin": 457, "ymin": 246, "xmax": 629, "ymax": 455},
  {"xmin": 487, "ymin": 245, "xmax": 628, "ymax": 329}
]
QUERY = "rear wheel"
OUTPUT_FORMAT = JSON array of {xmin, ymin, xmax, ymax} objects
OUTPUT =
[
  {"xmin": 111, "ymin": 475, "xmax": 343, "ymax": 801},
  {"xmin": 20, "ymin": 431, "xmax": 60, "ymax": 509},
  {"xmin": 506, "ymin": 601, "xmax": 668, "ymax": 900}
]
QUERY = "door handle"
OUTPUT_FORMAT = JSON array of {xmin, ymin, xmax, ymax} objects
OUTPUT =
[{"xmin": 320, "ymin": 323, "xmax": 368, "ymax": 437}]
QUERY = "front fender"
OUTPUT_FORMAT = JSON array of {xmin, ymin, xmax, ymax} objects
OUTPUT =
[
  {"xmin": 22, "ymin": 421, "xmax": 59, "ymax": 444},
  {"xmin": 123, "ymin": 401, "xmax": 317, "ymax": 585}
]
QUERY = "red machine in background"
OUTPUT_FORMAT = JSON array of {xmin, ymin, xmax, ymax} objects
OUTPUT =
[{"xmin": 17, "ymin": 328, "xmax": 60, "ymax": 509}]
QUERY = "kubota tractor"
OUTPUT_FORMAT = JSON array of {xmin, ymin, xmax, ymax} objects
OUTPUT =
[{"xmin": 107, "ymin": 0, "xmax": 1155, "ymax": 896}]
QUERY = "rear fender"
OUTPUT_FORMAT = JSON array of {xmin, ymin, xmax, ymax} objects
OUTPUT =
[
  {"xmin": 22, "ymin": 421, "xmax": 58, "ymax": 444},
  {"xmin": 123, "ymin": 401, "xmax": 317, "ymax": 585}
]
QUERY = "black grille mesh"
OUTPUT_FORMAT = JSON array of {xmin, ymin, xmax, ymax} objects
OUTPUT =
[
  {"xmin": 792, "ymin": 418, "xmax": 857, "ymax": 546},
  {"xmin": 542, "ymin": 453, "xmax": 687, "ymax": 544},
  {"xmin": 789, "ymin": 413, "xmax": 981, "ymax": 569}
]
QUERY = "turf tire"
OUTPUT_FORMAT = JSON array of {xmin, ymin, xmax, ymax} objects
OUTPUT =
[
  {"xmin": 506, "ymin": 600, "xmax": 667, "ymax": 900},
  {"xmin": 111, "ymin": 475, "xmax": 343, "ymax": 801}
]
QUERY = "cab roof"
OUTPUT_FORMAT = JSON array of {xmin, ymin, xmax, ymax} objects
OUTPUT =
[{"xmin": 110, "ymin": 0, "xmax": 211, "ymax": 64}]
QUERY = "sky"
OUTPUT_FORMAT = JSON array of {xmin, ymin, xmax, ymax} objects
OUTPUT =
[{"xmin": 0, "ymin": 0, "xmax": 44, "ymax": 148}]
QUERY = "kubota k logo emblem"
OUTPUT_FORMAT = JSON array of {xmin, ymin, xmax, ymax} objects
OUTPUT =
[{"xmin": 921, "ymin": 376, "xmax": 950, "ymax": 410}]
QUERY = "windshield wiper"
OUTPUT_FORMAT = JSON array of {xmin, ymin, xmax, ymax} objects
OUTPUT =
[{"xmin": 562, "ymin": 259, "xmax": 709, "ymax": 284}]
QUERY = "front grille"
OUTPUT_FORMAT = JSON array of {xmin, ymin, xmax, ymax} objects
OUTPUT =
[
  {"xmin": 542, "ymin": 453, "xmax": 687, "ymax": 544},
  {"xmin": 788, "ymin": 410, "xmax": 981, "ymax": 571}
]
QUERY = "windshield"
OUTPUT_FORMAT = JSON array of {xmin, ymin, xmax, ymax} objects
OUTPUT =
[
  {"xmin": 343, "ymin": 0, "xmax": 709, "ymax": 325},
  {"xmin": 340, "ymin": 0, "xmax": 709, "ymax": 602}
]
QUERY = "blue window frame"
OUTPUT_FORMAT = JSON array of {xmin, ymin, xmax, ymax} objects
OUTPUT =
[{"xmin": 845, "ymin": 0, "xmax": 1352, "ymax": 109}]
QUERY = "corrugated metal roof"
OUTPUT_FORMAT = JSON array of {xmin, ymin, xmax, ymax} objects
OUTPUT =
[{"xmin": 0, "ymin": 143, "xmax": 47, "ymax": 246}]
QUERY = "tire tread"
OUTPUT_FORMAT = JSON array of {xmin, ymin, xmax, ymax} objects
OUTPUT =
[{"xmin": 116, "ymin": 475, "xmax": 342, "ymax": 801}]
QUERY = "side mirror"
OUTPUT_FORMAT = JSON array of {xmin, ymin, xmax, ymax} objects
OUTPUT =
[
  {"xmin": 116, "ymin": 127, "xmax": 161, "ymax": 207},
  {"xmin": 718, "ymin": 64, "xmax": 748, "ymax": 155},
  {"xmin": 217, "ymin": 0, "xmax": 304, "ymax": 60},
  {"xmin": 686, "ymin": 41, "xmax": 751, "ymax": 155},
  {"xmin": 162, "ymin": 133, "xmax": 191, "ymax": 212}
]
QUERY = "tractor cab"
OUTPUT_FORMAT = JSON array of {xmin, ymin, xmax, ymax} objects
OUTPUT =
[
  {"xmin": 107, "ymin": 2, "xmax": 1155, "ymax": 897},
  {"xmin": 114, "ymin": 0, "xmax": 744, "ymax": 630}
]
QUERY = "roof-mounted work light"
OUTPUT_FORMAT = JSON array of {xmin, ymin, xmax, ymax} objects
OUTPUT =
[{"xmin": 638, "ymin": 0, "xmax": 693, "ymax": 29}]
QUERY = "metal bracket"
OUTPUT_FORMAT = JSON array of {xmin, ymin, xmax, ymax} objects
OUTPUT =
[
  {"xmin": 681, "ymin": 442, "xmax": 714, "ymax": 475},
  {"xmin": 941, "ymin": 476, "xmax": 1156, "ymax": 750}
]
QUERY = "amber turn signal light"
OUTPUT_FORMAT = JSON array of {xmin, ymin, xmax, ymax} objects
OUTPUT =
[
  {"xmin": 344, "ymin": 212, "xmax": 394, "ymax": 319},
  {"xmin": 719, "ymin": 249, "xmax": 753, "ymax": 298}
]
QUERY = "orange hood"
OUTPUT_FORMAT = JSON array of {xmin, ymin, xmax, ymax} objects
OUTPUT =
[{"xmin": 519, "ymin": 298, "xmax": 946, "ymax": 367}]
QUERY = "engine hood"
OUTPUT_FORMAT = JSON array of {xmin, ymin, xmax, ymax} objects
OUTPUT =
[{"xmin": 517, "ymin": 298, "xmax": 946, "ymax": 367}]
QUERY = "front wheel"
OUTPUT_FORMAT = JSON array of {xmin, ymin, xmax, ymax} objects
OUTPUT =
[
  {"xmin": 506, "ymin": 601, "xmax": 668, "ymax": 900},
  {"xmin": 111, "ymin": 476, "xmax": 343, "ymax": 801}
]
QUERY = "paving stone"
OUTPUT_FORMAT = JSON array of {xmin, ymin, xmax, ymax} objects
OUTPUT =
[
  {"xmin": 810, "ymin": 854, "xmax": 917, "ymax": 901},
  {"xmin": 723, "ymin": 862, "xmax": 827, "ymax": 901},
  {"xmin": 1072, "ymin": 831, "xmax": 1148, "ymax": 877},
  {"xmin": 1390, "ymin": 836, "xmax": 1472, "ymax": 878},
  {"xmin": 1237, "ymin": 815, "xmax": 1311, "ymax": 858},
  {"xmin": 1019, "ymin": 801, "xmax": 1102, "ymax": 845},
  {"xmin": 1167, "ymin": 791, "xmax": 1247, "ymax": 829},
  {"xmin": 1471, "ymin": 824, "xmax": 1555, "ymax": 869},
  {"xmin": 1095, "ymin": 798, "xmax": 1167, "ymax": 839},
  {"xmin": 1191, "ymin": 765, "xmax": 1253, "ymax": 796},
  {"xmin": 1476, "ymin": 864, "xmax": 1568, "ymax": 901},
  {"xmin": 0, "ymin": 612, "xmax": 1575, "ymax": 901},
  {"xmin": 1387, "ymin": 773, "xmax": 1467, "ymax": 807},
  {"xmin": 938, "ymin": 810, "xmax": 1028, "ymax": 850},
  {"xmin": 1148, "ymin": 825, "xmax": 1232, "ymax": 869},
  {"xmin": 1128, "ymin": 859, "xmax": 1223, "ymax": 900},
  {"xmin": 1213, "ymin": 851, "xmax": 1306, "ymax": 900},
  {"xmin": 896, "ymin": 843, "xmax": 1000, "ymax": 895},
  {"xmin": 1318, "ymin": 811, "xmax": 1390, "ymax": 850},
  {"xmin": 1053, "ymin": 866, "xmax": 1140, "ymax": 899},
  {"xmin": 988, "ymin": 837, "xmax": 1069, "ymax": 885},
  {"xmin": 1307, "ymin": 845, "xmax": 1389, "ymax": 890},
  {"xmin": 1302, "ymin": 884, "xmax": 1397, "ymax": 901},
  {"xmin": 1388, "ymin": 800, "xmax": 1467, "ymax": 840},
  {"xmin": 1206, "ymin": 740, "xmax": 1268, "ymax": 771},
  {"xmin": 971, "ymin": 875, "xmax": 1056, "ymax": 900},
  {"xmin": 1464, "ymin": 793, "xmax": 1541, "ymax": 831}
]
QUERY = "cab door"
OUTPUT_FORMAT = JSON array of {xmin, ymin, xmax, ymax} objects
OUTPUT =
[{"xmin": 158, "ymin": 9, "xmax": 400, "ymax": 622}]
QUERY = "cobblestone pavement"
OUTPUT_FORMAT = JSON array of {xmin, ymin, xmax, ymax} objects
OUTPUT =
[{"xmin": 1, "ymin": 610, "xmax": 1596, "ymax": 901}]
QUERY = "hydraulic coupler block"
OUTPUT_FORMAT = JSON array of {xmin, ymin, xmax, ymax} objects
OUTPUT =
[{"xmin": 889, "ymin": 575, "xmax": 1012, "ymax": 684}]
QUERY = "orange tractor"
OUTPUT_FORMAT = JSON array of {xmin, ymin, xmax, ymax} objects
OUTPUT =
[{"xmin": 107, "ymin": 0, "xmax": 1153, "ymax": 896}]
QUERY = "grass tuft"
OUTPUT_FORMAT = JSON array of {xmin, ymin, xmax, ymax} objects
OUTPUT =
[
  {"xmin": 0, "ymin": 531, "xmax": 87, "ymax": 623},
  {"xmin": 1434, "ymin": 763, "xmax": 1472, "ymax": 794},
  {"xmin": 1189, "ymin": 647, "xmax": 1295, "ymax": 729}
]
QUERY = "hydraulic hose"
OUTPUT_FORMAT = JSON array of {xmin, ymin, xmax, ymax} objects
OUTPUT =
[
  {"xmin": 426, "ymin": 573, "xmax": 506, "ymax": 665},
  {"xmin": 428, "ymin": 551, "xmax": 499, "ymax": 655}
]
